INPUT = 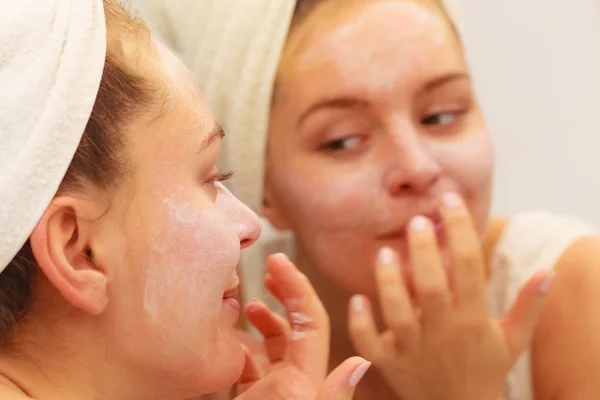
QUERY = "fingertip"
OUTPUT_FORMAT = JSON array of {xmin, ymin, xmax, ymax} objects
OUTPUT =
[
  {"xmin": 244, "ymin": 299, "xmax": 266, "ymax": 315},
  {"xmin": 267, "ymin": 252, "xmax": 291, "ymax": 266},
  {"xmin": 537, "ymin": 269, "xmax": 556, "ymax": 294},
  {"xmin": 349, "ymin": 294, "xmax": 372, "ymax": 317},
  {"xmin": 240, "ymin": 343, "xmax": 251, "ymax": 355},
  {"xmin": 349, "ymin": 359, "xmax": 372, "ymax": 388}
]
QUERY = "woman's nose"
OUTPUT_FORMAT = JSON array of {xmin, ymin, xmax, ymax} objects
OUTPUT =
[
  {"xmin": 383, "ymin": 131, "xmax": 441, "ymax": 196},
  {"xmin": 237, "ymin": 203, "xmax": 262, "ymax": 249}
]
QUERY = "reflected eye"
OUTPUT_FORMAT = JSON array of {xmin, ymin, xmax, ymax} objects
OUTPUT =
[
  {"xmin": 321, "ymin": 136, "xmax": 362, "ymax": 151},
  {"xmin": 422, "ymin": 112, "xmax": 457, "ymax": 126}
]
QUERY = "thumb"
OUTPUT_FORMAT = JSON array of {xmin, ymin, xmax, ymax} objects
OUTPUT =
[
  {"xmin": 317, "ymin": 357, "xmax": 371, "ymax": 400},
  {"xmin": 501, "ymin": 269, "xmax": 555, "ymax": 360}
]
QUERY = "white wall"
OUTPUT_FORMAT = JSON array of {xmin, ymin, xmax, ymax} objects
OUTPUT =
[{"xmin": 458, "ymin": 0, "xmax": 600, "ymax": 224}]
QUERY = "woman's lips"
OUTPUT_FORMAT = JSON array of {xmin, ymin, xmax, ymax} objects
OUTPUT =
[
  {"xmin": 223, "ymin": 285, "xmax": 240, "ymax": 314},
  {"xmin": 377, "ymin": 212, "xmax": 446, "ymax": 245},
  {"xmin": 223, "ymin": 285, "xmax": 239, "ymax": 300}
]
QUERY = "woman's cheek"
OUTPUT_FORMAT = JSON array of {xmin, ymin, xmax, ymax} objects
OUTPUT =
[
  {"xmin": 425, "ymin": 132, "xmax": 494, "ymax": 233},
  {"xmin": 425, "ymin": 132, "xmax": 494, "ymax": 192},
  {"xmin": 273, "ymin": 164, "xmax": 384, "ymax": 233},
  {"xmin": 141, "ymin": 196, "xmax": 237, "ymax": 331}
]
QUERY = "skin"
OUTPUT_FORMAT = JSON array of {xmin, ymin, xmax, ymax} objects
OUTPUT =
[{"xmin": 262, "ymin": 0, "xmax": 600, "ymax": 399}]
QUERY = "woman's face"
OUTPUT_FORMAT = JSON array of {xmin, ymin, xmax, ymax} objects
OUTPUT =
[
  {"xmin": 97, "ymin": 42, "xmax": 261, "ymax": 395},
  {"xmin": 266, "ymin": 0, "xmax": 494, "ymax": 296}
]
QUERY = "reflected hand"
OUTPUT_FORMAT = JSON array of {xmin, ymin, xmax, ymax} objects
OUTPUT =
[{"xmin": 348, "ymin": 193, "xmax": 553, "ymax": 400}]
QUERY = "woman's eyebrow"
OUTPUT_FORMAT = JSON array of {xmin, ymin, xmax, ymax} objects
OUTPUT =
[
  {"xmin": 298, "ymin": 98, "xmax": 368, "ymax": 128},
  {"xmin": 197, "ymin": 123, "xmax": 225, "ymax": 154}
]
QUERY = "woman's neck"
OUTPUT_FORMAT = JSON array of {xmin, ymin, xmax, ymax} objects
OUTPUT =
[{"xmin": 0, "ymin": 303, "xmax": 175, "ymax": 400}]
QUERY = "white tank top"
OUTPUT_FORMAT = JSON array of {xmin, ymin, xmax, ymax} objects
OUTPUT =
[{"xmin": 487, "ymin": 212, "xmax": 598, "ymax": 400}]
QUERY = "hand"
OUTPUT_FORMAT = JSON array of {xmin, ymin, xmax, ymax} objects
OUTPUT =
[
  {"xmin": 348, "ymin": 192, "xmax": 553, "ymax": 400},
  {"xmin": 235, "ymin": 253, "xmax": 372, "ymax": 400}
]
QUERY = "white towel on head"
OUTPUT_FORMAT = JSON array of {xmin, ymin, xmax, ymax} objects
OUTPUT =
[{"xmin": 0, "ymin": 0, "xmax": 107, "ymax": 272}]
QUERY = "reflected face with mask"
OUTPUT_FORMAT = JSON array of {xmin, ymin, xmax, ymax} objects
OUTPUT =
[{"xmin": 264, "ymin": 0, "xmax": 494, "ymax": 295}]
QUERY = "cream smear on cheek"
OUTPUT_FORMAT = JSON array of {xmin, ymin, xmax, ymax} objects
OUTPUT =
[
  {"xmin": 142, "ymin": 190, "xmax": 240, "ymax": 327},
  {"xmin": 297, "ymin": 2, "xmax": 450, "ymax": 95},
  {"xmin": 424, "ymin": 132, "xmax": 494, "ymax": 192},
  {"xmin": 423, "ymin": 131, "xmax": 495, "ymax": 233}
]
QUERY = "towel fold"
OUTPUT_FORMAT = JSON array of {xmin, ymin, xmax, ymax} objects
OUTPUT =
[{"xmin": 0, "ymin": 0, "xmax": 107, "ymax": 272}]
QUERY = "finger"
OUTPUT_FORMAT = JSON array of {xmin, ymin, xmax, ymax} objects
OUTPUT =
[
  {"xmin": 267, "ymin": 253, "xmax": 330, "ymax": 385},
  {"xmin": 236, "ymin": 344, "xmax": 264, "ymax": 395},
  {"xmin": 374, "ymin": 247, "xmax": 420, "ymax": 348},
  {"xmin": 407, "ymin": 217, "xmax": 453, "ymax": 333},
  {"xmin": 244, "ymin": 299, "xmax": 291, "ymax": 364},
  {"xmin": 265, "ymin": 273, "xmax": 284, "ymax": 303},
  {"xmin": 501, "ymin": 269, "xmax": 554, "ymax": 361},
  {"xmin": 317, "ymin": 357, "xmax": 372, "ymax": 400},
  {"xmin": 235, "ymin": 366, "xmax": 314, "ymax": 400},
  {"xmin": 348, "ymin": 295, "xmax": 385, "ymax": 361},
  {"xmin": 440, "ymin": 192, "xmax": 488, "ymax": 315}
]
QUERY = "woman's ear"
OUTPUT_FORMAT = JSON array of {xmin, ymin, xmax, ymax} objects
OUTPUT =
[
  {"xmin": 262, "ymin": 182, "xmax": 291, "ymax": 231},
  {"xmin": 29, "ymin": 196, "xmax": 109, "ymax": 316}
]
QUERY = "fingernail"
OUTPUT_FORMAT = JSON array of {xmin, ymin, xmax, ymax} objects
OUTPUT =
[
  {"xmin": 350, "ymin": 295, "xmax": 364, "ymax": 314},
  {"xmin": 442, "ymin": 192, "xmax": 463, "ymax": 209},
  {"xmin": 409, "ymin": 215, "xmax": 430, "ymax": 232},
  {"xmin": 349, "ymin": 361, "xmax": 372, "ymax": 388},
  {"xmin": 377, "ymin": 247, "xmax": 396, "ymax": 267},
  {"xmin": 539, "ymin": 271, "xmax": 556, "ymax": 294}
]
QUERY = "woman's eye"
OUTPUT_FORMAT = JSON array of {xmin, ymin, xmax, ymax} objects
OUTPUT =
[
  {"xmin": 321, "ymin": 136, "xmax": 362, "ymax": 151},
  {"xmin": 206, "ymin": 170, "xmax": 234, "ymax": 186},
  {"xmin": 422, "ymin": 112, "xmax": 457, "ymax": 126}
]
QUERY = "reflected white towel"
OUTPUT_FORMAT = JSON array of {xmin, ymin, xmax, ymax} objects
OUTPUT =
[{"xmin": 0, "ymin": 0, "xmax": 107, "ymax": 272}]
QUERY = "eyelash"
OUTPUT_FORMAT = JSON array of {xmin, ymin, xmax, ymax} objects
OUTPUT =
[
  {"xmin": 421, "ymin": 110, "xmax": 465, "ymax": 127},
  {"xmin": 321, "ymin": 136, "xmax": 363, "ymax": 152},
  {"xmin": 207, "ymin": 169, "xmax": 235, "ymax": 185}
]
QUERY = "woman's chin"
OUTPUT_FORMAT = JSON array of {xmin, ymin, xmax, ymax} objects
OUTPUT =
[{"xmin": 195, "ymin": 341, "xmax": 245, "ymax": 395}]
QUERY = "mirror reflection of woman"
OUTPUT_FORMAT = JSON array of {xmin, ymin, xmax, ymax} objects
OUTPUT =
[{"xmin": 138, "ymin": 0, "xmax": 600, "ymax": 399}]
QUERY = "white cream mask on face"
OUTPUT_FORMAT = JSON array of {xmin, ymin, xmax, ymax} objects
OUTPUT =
[{"xmin": 143, "ymin": 185, "xmax": 243, "ymax": 329}]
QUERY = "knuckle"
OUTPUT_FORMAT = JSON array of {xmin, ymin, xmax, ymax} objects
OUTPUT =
[
  {"xmin": 349, "ymin": 320, "xmax": 372, "ymax": 339},
  {"xmin": 390, "ymin": 317, "xmax": 418, "ymax": 341},
  {"xmin": 419, "ymin": 284, "xmax": 450, "ymax": 305},
  {"xmin": 459, "ymin": 316, "xmax": 487, "ymax": 336},
  {"xmin": 454, "ymin": 243, "xmax": 481, "ymax": 266},
  {"xmin": 445, "ymin": 207, "xmax": 470, "ymax": 226},
  {"xmin": 410, "ymin": 232, "xmax": 435, "ymax": 250}
]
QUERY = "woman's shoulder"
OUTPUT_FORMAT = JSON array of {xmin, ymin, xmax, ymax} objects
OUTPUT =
[
  {"xmin": 531, "ymin": 233, "xmax": 600, "ymax": 398},
  {"xmin": 486, "ymin": 213, "xmax": 600, "ymax": 398}
]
